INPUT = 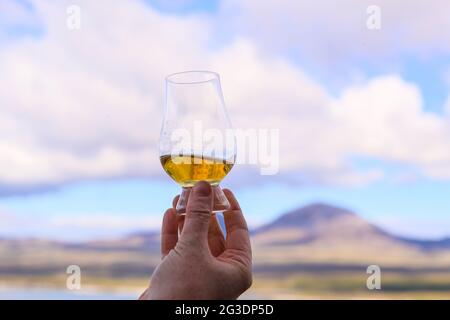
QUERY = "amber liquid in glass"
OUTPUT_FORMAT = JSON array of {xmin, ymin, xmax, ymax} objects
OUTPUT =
[{"xmin": 160, "ymin": 154, "xmax": 234, "ymax": 187}]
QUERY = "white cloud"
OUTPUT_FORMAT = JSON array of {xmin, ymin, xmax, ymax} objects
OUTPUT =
[
  {"xmin": 0, "ymin": 0, "xmax": 208, "ymax": 186},
  {"xmin": 0, "ymin": 0, "xmax": 450, "ymax": 190},
  {"xmin": 212, "ymin": 41, "xmax": 450, "ymax": 182},
  {"xmin": 220, "ymin": 0, "xmax": 450, "ymax": 65},
  {"xmin": 331, "ymin": 76, "xmax": 450, "ymax": 179}
]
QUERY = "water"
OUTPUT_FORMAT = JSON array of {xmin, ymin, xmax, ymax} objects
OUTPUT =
[
  {"xmin": 0, "ymin": 287, "xmax": 136, "ymax": 300},
  {"xmin": 0, "ymin": 287, "xmax": 266, "ymax": 300}
]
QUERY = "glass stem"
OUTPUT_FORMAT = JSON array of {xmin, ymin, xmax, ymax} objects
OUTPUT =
[{"xmin": 176, "ymin": 185, "xmax": 231, "ymax": 214}]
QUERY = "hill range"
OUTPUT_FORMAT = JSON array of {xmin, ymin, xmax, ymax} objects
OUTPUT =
[{"xmin": 1, "ymin": 203, "xmax": 450, "ymax": 298}]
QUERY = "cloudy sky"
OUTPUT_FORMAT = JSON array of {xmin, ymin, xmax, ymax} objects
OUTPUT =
[{"xmin": 0, "ymin": 0, "xmax": 449, "ymax": 240}]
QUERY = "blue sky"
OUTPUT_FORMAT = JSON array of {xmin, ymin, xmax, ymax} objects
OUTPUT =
[
  {"xmin": 0, "ymin": 0, "xmax": 449, "ymax": 240},
  {"xmin": 2, "ymin": 176, "xmax": 450, "ymax": 240}
]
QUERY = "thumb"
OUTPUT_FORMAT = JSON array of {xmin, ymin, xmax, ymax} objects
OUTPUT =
[{"xmin": 180, "ymin": 181, "xmax": 213, "ymax": 244}]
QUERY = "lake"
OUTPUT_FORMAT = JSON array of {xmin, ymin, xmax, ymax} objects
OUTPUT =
[{"xmin": 0, "ymin": 287, "xmax": 137, "ymax": 300}]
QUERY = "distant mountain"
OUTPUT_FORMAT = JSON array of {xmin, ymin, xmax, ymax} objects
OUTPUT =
[
  {"xmin": 77, "ymin": 202, "xmax": 450, "ymax": 256},
  {"xmin": 250, "ymin": 203, "xmax": 450, "ymax": 267},
  {"xmin": 258, "ymin": 203, "xmax": 358, "ymax": 229},
  {"xmin": 253, "ymin": 203, "xmax": 391, "ymax": 244},
  {"xmin": 1, "ymin": 203, "xmax": 449, "ymax": 274},
  {"xmin": 2, "ymin": 203, "xmax": 449, "ymax": 298}
]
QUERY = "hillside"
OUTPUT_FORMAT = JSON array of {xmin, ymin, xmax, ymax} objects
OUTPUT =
[
  {"xmin": 1, "ymin": 202, "xmax": 450, "ymax": 299},
  {"xmin": 250, "ymin": 203, "xmax": 450, "ymax": 267}
]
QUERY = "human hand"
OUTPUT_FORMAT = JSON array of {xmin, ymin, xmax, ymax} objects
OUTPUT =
[{"xmin": 140, "ymin": 181, "xmax": 252, "ymax": 300}]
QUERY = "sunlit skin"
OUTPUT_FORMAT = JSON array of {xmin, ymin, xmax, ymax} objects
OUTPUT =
[{"xmin": 139, "ymin": 181, "xmax": 252, "ymax": 300}]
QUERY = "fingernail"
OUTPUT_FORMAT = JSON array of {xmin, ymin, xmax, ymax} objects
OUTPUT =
[{"xmin": 194, "ymin": 181, "xmax": 211, "ymax": 196}]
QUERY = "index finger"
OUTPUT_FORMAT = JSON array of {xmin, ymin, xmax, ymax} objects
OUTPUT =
[
  {"xmin": 222, "ymin": 189, "xmax": 251, "ymax": 256},
  {"xmin": 161, "ymin": 208, "xmax": 178, "ymax": 259}
]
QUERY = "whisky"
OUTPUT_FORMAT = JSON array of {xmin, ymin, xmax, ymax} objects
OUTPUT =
[{"xmin": 160, "ymin": 154, "xmax": 234, "ymax": 187}]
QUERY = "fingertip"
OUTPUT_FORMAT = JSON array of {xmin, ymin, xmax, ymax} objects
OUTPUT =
[
  {"xmin": 172, "ymin": 195, "xmax": 180, "ymax": 209},
  {"xmin": 164, "ymin": 207, "xmax": 176, "ymax": 217},
  {"xmin": 222, "ymin": 189, "xmax": 248, "ymax": 235},
  {"xmin": 162, "ymin": 208, "xmax": 177, "ymax": 230},
  {"xmin": 223, "ymin": 189, "xmax": 241, "ymax": 211},
  {"xmin": 161, "ymin": 208, "xmax": 179, "ymax": 258},
  {"xmin": 186, "ymin": 181, "xmax": 213, "ymax": 211},
  {"xmin": 193, "ymin": 180, "xmax": 212, "ymax": 196}
]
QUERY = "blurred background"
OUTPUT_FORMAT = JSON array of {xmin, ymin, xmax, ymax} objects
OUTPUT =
[{"xmin": 1, "ymin": 0, "xmax": 450, "ymax": 299}]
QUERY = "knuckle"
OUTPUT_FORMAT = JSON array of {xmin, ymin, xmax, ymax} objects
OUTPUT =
[{"xmin": 187, "ymin": 203, "xmax": 211, "ymax": 220}]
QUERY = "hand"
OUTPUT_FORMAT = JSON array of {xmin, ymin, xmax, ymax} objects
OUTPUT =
[{"xmin": 140, "ymin": 181, "xmax": 252, "ymax": 300}]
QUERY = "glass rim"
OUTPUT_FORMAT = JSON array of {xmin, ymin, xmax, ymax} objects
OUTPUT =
[{"xmin": 165, "ymin": 70, "xmax": 220, "ymax": 85}]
